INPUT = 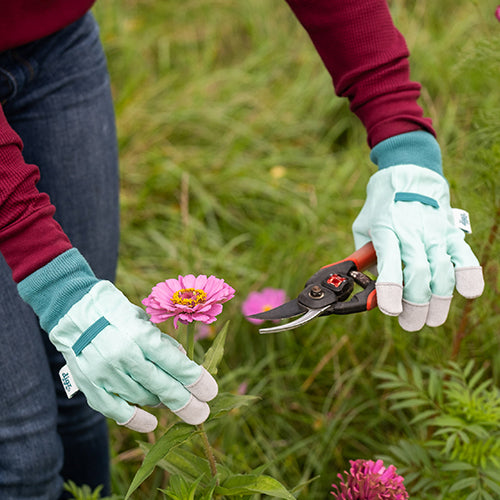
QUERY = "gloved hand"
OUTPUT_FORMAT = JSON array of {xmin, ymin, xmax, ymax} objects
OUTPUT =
[
  {"xmin": 353, "ymin": 131, "xmax": 484, "ymax": 332},
  {"xmin": 18, "ymin": 249, "xmax": 218, "ymax": 432}
]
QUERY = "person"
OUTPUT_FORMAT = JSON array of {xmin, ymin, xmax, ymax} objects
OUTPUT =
[{"xmin": 0, "ymin": 1, "xmax": 484, "ymax": 499}]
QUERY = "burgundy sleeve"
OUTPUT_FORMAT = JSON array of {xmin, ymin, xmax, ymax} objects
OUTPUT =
[
  {"xmin": 284, "ymin": 0, "xmax": 435, "ymax": 147},
  {"xmin": 0, "ymin": 105, "xmax": 73, "ymax": 282}
]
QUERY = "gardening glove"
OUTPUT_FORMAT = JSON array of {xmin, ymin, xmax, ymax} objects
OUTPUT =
[
  {"xmin": 17, "ymin": 249, "xmax": 218, "ymax": 432},
  {"xmin": 352, "ymin": 131, "xmax": 484, "ymax": 332}
]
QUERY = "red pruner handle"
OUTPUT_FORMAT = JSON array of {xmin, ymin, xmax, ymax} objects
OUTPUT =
[
  {"xmin": 345, "ymin": 242, "xmax": 378, "ymax": 311},
  {"xmin": 366, "ymin": 285, "xmax": 377, "ymax": 311},
  {"xmin": 346, "ymin": 241, "xmax": 377, "ymax": 271},
  {"xmin": 323, "ymin": 242, "xmax": 377, "ymax": 272},
  {"xmin": 349, "ymin": 242, "xmax": 377, "ymax": 311}
]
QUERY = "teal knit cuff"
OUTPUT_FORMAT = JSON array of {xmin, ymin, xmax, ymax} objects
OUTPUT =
[
  {"xmin": 17, "ymin": 249, "xmax": 98, "ymax": 333},
  {"xmin": 370, "ymin": 131, "xmax": 443, "ymax": 176}
]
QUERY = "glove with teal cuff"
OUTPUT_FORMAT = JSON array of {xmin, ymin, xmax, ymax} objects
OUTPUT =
[
  {"xmin": 18, "ymin": 249, "xmax": 218, "ymax": 432},
  {"xmin": 353, "ymin": 131, "xmax": 484, "ymax": 332}
]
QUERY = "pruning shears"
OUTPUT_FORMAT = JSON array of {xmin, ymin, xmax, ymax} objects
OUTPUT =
[{"xmin": 248, "ymin": 242, "xmax": 378, "ymax": 334}]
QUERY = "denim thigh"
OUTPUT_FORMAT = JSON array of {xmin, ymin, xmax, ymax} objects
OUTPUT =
[{"xmin": 0, "ymin": 12, "xmax": 118, "ymax": 499}]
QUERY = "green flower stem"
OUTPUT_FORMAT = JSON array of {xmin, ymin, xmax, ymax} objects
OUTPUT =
[
  {"xmin": 198, "ymin": 423, "xmax": 218, "ymax": 480},
  {"xmin": 184, "ymin": 324, "xmax": 218, "ymax": 480},
  {"xmin": 186, "ymin": 322, "xmax": 195, "ymax": 359}
]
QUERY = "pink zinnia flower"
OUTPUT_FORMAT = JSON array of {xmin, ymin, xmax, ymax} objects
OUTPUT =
[
  {"xmin": 242, "ymin": 288, "xmax": 287, "ymax": 324},
  {"xmin": 331, "ymin": 459, "xmax": 409, "ymax": 500},
  {"xmin": 142, "ymin": 274, "xmax": 235, "ymax": 328},
  {"xmin": 496, "ymin": 5, "xmax": 500, "ymax": 21}
]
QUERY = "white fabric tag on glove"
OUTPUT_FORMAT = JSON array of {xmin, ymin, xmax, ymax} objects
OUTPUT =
[
  {"xmin": 59, "ymin": 364, "xmax": 79, "ymax": 398},
  {"xmin": 452, "ymin": 208, "xmax": 472, "ymax": 233}
]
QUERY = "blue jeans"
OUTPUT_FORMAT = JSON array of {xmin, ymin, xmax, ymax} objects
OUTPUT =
[{"xmin": 0, "ymin": 13, "xmax": 119, "ymax": 500}]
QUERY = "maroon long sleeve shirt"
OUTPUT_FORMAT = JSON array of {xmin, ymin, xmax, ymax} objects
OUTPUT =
[{"xmin": 0, "ymin": 0, "xmax": 434, "ymax": 283}]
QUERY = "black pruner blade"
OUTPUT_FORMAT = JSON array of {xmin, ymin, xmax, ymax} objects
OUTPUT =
[
  {"xmin": 247, "ymin": 298, "xmax": 306, "ymax": 322},
  {"xmin": 247, "ymin": 298, "xmax": 332, "ymax": 334}
]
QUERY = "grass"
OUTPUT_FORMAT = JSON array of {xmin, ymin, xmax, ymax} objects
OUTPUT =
[{"xmin": 88, "ymin": 1, "xmax": 500, "ymax": 498}]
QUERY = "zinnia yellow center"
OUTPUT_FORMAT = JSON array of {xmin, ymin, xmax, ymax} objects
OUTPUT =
[{"xmin": 171, "ymin": 288, "xmax": 207, "ymax": 307}]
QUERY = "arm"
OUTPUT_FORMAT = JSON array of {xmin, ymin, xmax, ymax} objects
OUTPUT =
[
  {"xmin": 284, "ymin": 0, "xmax": 434, "ymax": 147},
  {"xmin": 0, "ymin": 104, "xmax": 217, "ymax": 431},
  {"xmin": 0, "ymin": 104, "xmax": 72, "ymax": 282},
  {"xmin": 284, "ymin": 0, "xmax": 483, "ymax": 331}
]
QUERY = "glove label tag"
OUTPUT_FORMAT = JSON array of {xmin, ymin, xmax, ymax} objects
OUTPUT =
[
  {"xmin": 59, "ymin": 364, "xmax": 79, "ymax": 399},
  {"xmin": 452, "ymin": 208, "xmax": 472, "ymax": 233}
]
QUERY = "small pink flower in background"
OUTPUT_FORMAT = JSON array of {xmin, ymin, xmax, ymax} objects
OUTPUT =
[
  {"xmin": 143, "ymin": 274, "xmax": 235, "ymax": 328},
  {"xmin": 496, "ymin": 5, "xmax": 500, "ymax": 21},
  {"xmin": 331, "ymin": 459, "xmax": 409, "ymax": 500},
  {"xmin": 195, "ymin": 323, "xmax": 215, "ymax": 341},
  {"xmin": 237, "ymin": 381, "xmax": 248, "ymax": 395},
  {"xmin": 242, "ymin": 288, "xmax": 288, "ymax": 324}
]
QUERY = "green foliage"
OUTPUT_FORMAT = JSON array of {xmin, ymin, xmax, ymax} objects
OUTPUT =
[
  {"xmin": 125, "ymin": 326, "xmax": 296, "ymax": 499},
  {"xmin": 375, "ymin": 361, "xmax": 500, "ymax": 499},
  {"xmin": 202, "ymin": 322, "xmax": 229, "ymax": 376},
  {"xmin": 64, "ymin": 481, "xmax": 120, "ymax": 500}
]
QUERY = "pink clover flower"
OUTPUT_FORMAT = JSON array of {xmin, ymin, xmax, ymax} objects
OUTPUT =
[{"xmin": 331, "ymin": 459, "xmax": 409, "ymax": 500}]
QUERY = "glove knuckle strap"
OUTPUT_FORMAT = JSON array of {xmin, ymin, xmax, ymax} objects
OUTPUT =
[
  {"xmin": 72, "ymin": 316, "xmax": 110, "ymax": 355},
  {"xmin": 394, "ymin": 192, "xmax": 439, "ymax": 208}
]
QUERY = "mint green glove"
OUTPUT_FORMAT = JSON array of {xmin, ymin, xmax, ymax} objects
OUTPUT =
[
  {"xmin": 353, "ymin": 131, "xmax": 484, "ymax": 332},
  {"xmin": 18, "ymin": 249, "xmax": 218, "ymax": 432}
]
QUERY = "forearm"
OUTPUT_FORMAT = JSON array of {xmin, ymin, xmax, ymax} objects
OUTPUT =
[
  {"xmin": 284, "ymin": 0, "xmax": 435, "ymax": 147},
  {"xmin": 0, "ymin": 105, "xmax": 72, "ymax": 282}
]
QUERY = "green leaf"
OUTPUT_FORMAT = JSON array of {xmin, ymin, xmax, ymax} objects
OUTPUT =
[
  {"xmin": 154, "ymin": 446, "xmax": 212, "ymax": 482},
  {"xmin": 202, "ymin": 321, "xmax": 229, "ymax": 375},
  {"xmin": 372, "ymin": 370, "xmax": 400, "ymax": 382},
  {"xmin": 484, "ymin": 467, "xmax": 500, "ymax": 483},
  {"xmin": 215, "ymin": 474, "xmax": 295, "ymax": 499},
  {"xmin": 412, "ymin": 364, "xmax": 424, "ymax": 390},
  {"xmin": 483, "ymin": 478, "xmax": 500, "ymax": 496},
  {"xmin": 463, "ymin": 360, "xmax": 475, "ymax": 379},
  {"xmin": 208, "ymin": 392, "xmax": 260, "ymax": 419},
  {"xmin": 444, "ymin": 434, "xmax": 457, "ymax": 456},
  {"xmin": 387, "ymin": 390, "xmax": 421, "ymax": 400},
  {"xmin": 390, "ymin": 398, "xmax": 429, "ymax": 410},
  {"xmin": 397, "ymin": 362, "xmax": 408, "ymax": 382},
  {"xmin": 468, "ymin": 366, "xmax": 486, "ymax": 390},
  {"xmin": 125, "ymin": 423, "xmax": 197, "ymax": 500},
  {"xmin": 413, "ymin": 476, "xmax": 436, "ymax": 493},
  {"xmin": 465, "ymin": 424, "xmax": 489, "ymax": 439},
  {"xmin": 64, "ymin": 481, "xmax": 104, "ymax": 500},
  {"xmin": 160, "ymin": 475, "xmax": 204, "ymax": 500},
  {"xmin": 428, "ymin": 369, "xmax": 442, "ymax": 402},
  {"xmin": 449, "ymin": 476, "xmax": 478, "ymax": 492},
  {"xmin": 431, "ymin": 415, "xmax": 465, "ymax": 428},
  {"xmin": 441, "ymin": 461, "xmax": 474, "ymax": 471},
  {"xmin": 290, "ymin": 476, "xmax": 320, "ymax": 495},
  {"xmin": 378, "ymin": 382, "xmax": 408, "ymax": 392},
  {"xmin": 410, "ymin": 409, "xmax": 438, "ymax": 425},
  {"xmin": 465, "ymin": 491, "xmax": 481, "ymax": 500}
]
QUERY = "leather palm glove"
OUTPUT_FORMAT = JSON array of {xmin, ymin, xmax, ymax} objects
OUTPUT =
[
  {"xmin": 18, "ymin": 249, "xmax": 218, "ymax": 432},
  {"xmin": 352, "ymin": 131, "xmax": 484, "ymax": 332}
]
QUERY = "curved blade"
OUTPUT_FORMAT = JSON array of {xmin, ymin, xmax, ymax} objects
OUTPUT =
[
  {"xmin": 247, "ymin": 298, "xmax": 305, "ymax": 321},
  {"xmin": 258, "ymin": 305, "xmax": 331, "ymax": 334}
]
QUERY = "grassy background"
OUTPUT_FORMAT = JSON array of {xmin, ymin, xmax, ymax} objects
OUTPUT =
[{"xmin": 91, "ymin": 0, "xmax": 500, "ymax": 498}]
